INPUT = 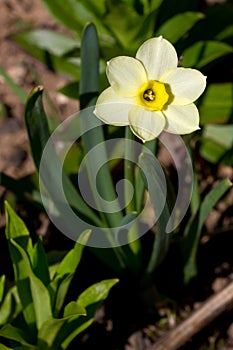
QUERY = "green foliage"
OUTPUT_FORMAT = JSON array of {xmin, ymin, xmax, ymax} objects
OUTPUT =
[
  {"xmin": 199, "ymin": 83, "xmax": 233, "ymax": 124},
  {"xmin": 1, "ymin": 0, "xmax": 233, "ymax": 313},
  {"xmin": 181, "ymin": 40, "xmax": 233, "ymax": 68},
  {"xmin": 0, "ymin": 65, "xmax": 27, "ymax": 103},
  {"xmin": 24, "ymin": 86, "xmax": 101, "ymax": 226},
  {"xmin": 139, "ymin": 152, "xmax": 171, "ymax": 273},
  {"xmin": 200, "ymin": 124, "xmax": 233, "ymax": 165},
  {"xmin": 155, "ymin": 11, "xmax": 205, "ymax": 44},
  {"xmin": 0, "ymin": 202, "xmax": 119, "ymax": 349},
  {"xmin": 182, "ymin": 179, "xmax": 232, "ymax": 283}
]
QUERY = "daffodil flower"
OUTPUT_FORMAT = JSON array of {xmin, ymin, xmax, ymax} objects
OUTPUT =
[{"xmin": 94, "ymin": 36, "xmax": 207, "ymax": 142}]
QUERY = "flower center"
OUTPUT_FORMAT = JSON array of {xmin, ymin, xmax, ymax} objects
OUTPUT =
[
  {"xmin": 143, "ymin": 89, "xmax": 156, "ymax": 101},
  {"xmin": 138, "ymin": 80, "xmax": 169, "ymax": 111}
]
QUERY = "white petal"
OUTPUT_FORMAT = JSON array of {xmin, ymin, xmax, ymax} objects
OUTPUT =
[
  {"xmin": 128, "ymin": 106, "xmax": 166, "ymax": 142},
  {"xmin": 106, "ymin": 56, "xmax": 147, "ymax": 97},
  {"xmin": 161, "ymin": 68, "xmax": 207, "ymax": 105},
  {"xmin": 94, "ymin": 87, "xmax": 135, "ymax": 126},
  {"xmin": 136, "ymin": 37, "xmax": 178, "ymax": 81},
  {"xmin": 163, "ymin": 103, "xmax": 200, "ymax": 134}
]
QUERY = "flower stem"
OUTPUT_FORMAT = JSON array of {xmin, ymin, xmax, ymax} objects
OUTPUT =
[
  {"xmin": 124, "ymin": 126, "xmax": 137, "ymax": 213},
  {"xmin": 123, "ymin": 126, "xmax": 142, "ymax": 265}
]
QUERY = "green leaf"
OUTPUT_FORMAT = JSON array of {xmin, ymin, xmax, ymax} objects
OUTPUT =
[
  {"xmin": 0, "ymin": 344, "xmax": 13, "ymax": 350},
  {"xmin": 216, "ymin": 25, "xmax": 233, "ymax": 41},
  {"xmin": 0, "ymin": 286, "xmax": 21, "ymax": 326},
  {"xmin": 135, "ymin": 139, "xmax": 157, "ymax": 212},
  {"xmin": 182, "ymin": 40, "xmax": 233, "ymax": 68},
  {"xmin": 60, "ymin": 279, "xmax": 119, "ymax": 348},
  {"xmin": 156, "ymin": 12, "xmax": 204, "ymax": 43},
  {"xmin": 12, "ymin": 33, "xmax": 80, "ymax": 78},
  {"xmin": 9, "ymin": 239, "xmax": 53, "ymax": 330},
  {"xmin": 0, "ymin": 65, "xmax": 27, "ymax": 103},
  {"xmin": 41, "ymin": 0, "xmax": 109, "ymax": 38},
  {"xmin": 13, "ymin": 29, "xmax": 80, "ymax": 57},
  {"xmin": 57, "ymin": 81, "xmax": 79, "ymax": 100},
  {"xmin": 183, "ymin": 178, "xmax": 232, "ymax": 283},
  {"xmin": 78, "ymin": 278, "xmax": 119, "ymax": 307},
  {"xmin": 38, "ymin": 279, "xmax": 118, "ymax": 349},
  {"xmin": 80, "ymin": 23, "xmax": 123, "ymax": 227},
  {"xmin": 139, "ymin": 152, "xmax": 171, "ymax": 274},
  {"xmin": 0, "ymin": 275, "xmax": 5, "ymax": 303},
  {"xmin": 199, "ymin": 83, "xmax": 233, "ymax": 124},
  {"xmin": 63, "ymin": 301, "xmax": 86, "ymax": 317},
  {"xmin": 0, "ymin": 172, "xmax": 38, "ymax": 202},
  {"xmin": 24, "ymin": 86, "xmax": 101, "ymax": 226},
  {"xmin": 32, "ymin": 237, "xmax": 50, "ymax": 287},
  {"xmin": 38, "ymin": 302, "xmax": 86, "ymax": 348},
  {"xmin": 48, "ymin": 230, "xmax": 91, "ymax": 316},
  {"xmin": 103, "ymin": 3, "xmax": 141, "ymax": 49},
  {"xmin": 200, "ymin": 124, "xmax": 233, "ymax": 165},
  {"xmin": 0, "ymin": 324, "xmax": 35, "ymax": 347},
  {"xmin": 4, "ymin": 201, "xmax": 52, "ymax": 332},
  {"xmin": 37, "ymin": 317, "xmax": 69, "ymax": 349},
  {"xmin": 5, "ymin": 201, "xmax": 33, "ymax": 266}
]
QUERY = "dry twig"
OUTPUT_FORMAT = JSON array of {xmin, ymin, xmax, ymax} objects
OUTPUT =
[{"xmin": 150, "ymin": 280, "xmax": 233, "ymax": 350}]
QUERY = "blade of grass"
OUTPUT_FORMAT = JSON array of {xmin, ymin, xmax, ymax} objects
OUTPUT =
[
  {"xmin": 24, "ymin": 85, "xmax": 102, "ymax": 226},
  {"xmin": 79, "ymin": 23, "xmax": 126, "ymax": 271},
  {"xmin": 0, "ymin": 65, "xmax": 27, "ymax": 103},
  {"xmin": 139, "ymin": 152, "xmax": 171, "ymax": 275},
  {"xmin": 183, "ymin": 178, "xmax": 232, "ymax": 283},
  {"xmin": 80, "ymin": 23, "xmax": 123, "ymax": 227}
]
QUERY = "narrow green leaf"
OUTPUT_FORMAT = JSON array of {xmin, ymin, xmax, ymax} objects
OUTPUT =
[
  {"xmin": 55, "ymin": 230, "xmax": 91, "ymax": 278},
  {"xmin": 190, "ymin": 171, "xmax": 200, "ymax": 215},
  {"xmin": 5, "ymin": 201, "xmax": 33, "ymax": 256},
  {"xmin": 0, "ymin": 286, "xmax": 21, "ymax": 326},
  {"xmin": 12, "ymin": 29, "xmax": 80, "ymax": 57},
  {"xmin": 200, "ymin": 141, "xmax": 223, "ymax": 164},
  {"xmin": 41, "ymin": 0, "xmax": 109, "ymax": 37},
  {"xmin": 0, "ymin": 65, "xmax": 27, "ymax": 103},
  {"xmin": 63, "ymin": 301, "xmax": 86, "ymax": 317},
  {"xmin": 216, "ymin": 25, "xmax": 233, "ymax": 41},
  {"xmin": 12, "ymin": 33, "xmax": 80, "ymax": 78},
  {"xmin": 37, "ymin": 317, "xmax": 68, "ymax": 349},
  {"xmin": 79, "ymin": 23, "xmax": 126, "ymax": 270},
  {"xmin": 32, "ymin": 237, "xmax": 50, "ymax": 287},
  {"xmin": 183, "ymin": 178, "xmax": 232, "ymax": 283},
  {"xmin": 139, "ymin": 152, "xmax": 171, "ymax": 274},
  {"xmin": 0, "ymin": 344, "xmax": 13, "ymax": 350},
  {"xmin": 0, "ymin": 172, "xmax": 37, "ymax": 202},
  {"xmin": 0, "ymin": 275, "xmax": 5, "ymax": 303},
  {"xmin": 38, "ymin": 279, "xmax": 118, "ymax": 349},
  {"xmin": 24, "ymin": 86, "xmax": 101, "ymax": 226},
  {"xmin": 57, "ymin": 81, "xmax": 79, "ymax": 100},
  {"xmin": 48, "ymin": 230, "xmax": 91, "ymax": 316},
  {"xmin": 57, "ymin": 279, "xmax": 119, "ymax": 348},
  {"xmin": 80, "ymin": 23, "xmax": 123, "ymax": 227},
  {"xmin": 135, "ymin": 139, "xmax": 157, "ymax": 212},
  {"xmin": 156, "ymin": 12, "xmax": 204, "ymax": 43},
  {"xmin": 199, "ymin": 83, "xmax": 233, "ymax": 124},
  {"xmin": 10, "ymin": 239, "xmax": 53, "ymax": 330},
  {"xmin": 41, "ymin": 0, "xmax": 84, "ymax": 32},
  {"xmin": 103, "ymin": 3, "xmax": 141, "ymax": 49},
  {"xmin": 0, "ymin": 324, "xmax": 35, "ymax": 347},
  {"xmin": 78, "ymin": 278, "xmax": 119, "ymax": 307},
  {"xmin": 182, "ymin": 40, "xmax": 233, "ymax": 68},
  {"xmin": 203, "ymin": 124, "xmax": 233, "ymax": 148}
]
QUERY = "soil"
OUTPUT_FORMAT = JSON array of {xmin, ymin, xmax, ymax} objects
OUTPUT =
[{"xmin": 0, "ymin": 1, "xmax": 233, "ymax": 349}]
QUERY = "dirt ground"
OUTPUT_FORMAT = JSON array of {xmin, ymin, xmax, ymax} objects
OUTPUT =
[
  {"xmin": 0, "ymin": 0, "xmax": 233, "ymax": 349},
  {"xmin": 0, "ymin": 0, "xmax": 79, "ymax": 179}
]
